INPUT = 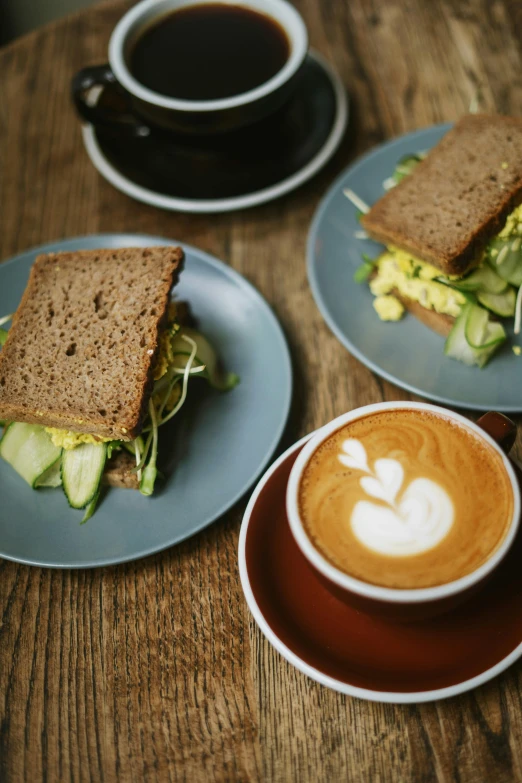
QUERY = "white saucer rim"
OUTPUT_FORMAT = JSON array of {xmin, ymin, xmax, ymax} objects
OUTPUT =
[
  {"xmin": 238, "ymin": 434, "xmax": 522, "ymax": 704},
  {"xmin": 81, "ymin": 49, "xmax": 348, "ymax": 214}
]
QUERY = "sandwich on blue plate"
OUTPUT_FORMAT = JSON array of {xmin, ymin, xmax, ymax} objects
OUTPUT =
[
  {"xmin": 0, "ymin": 246, "xmax": 237, "ymax": 521},
  {"xmin": 349, "ymin": 114, "xmax": 522, "ymax": 367}
]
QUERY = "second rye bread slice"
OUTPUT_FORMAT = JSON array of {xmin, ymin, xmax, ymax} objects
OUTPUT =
[
  {"xmin": 362, "ymin": 114, "xmax": 522, "ymax": 276},
  {"xmin": 0, "ymin": 246, "xmax": 184, "ymax": 439}
]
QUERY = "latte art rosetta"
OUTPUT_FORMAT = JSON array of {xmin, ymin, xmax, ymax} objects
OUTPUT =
[
  {"xmin": 339, "ymin": 439, "xmax": 454, "ymax": 556},
  {"xmin": 298, "ymin": 409, "xmax": 514, "ymax": 588}
]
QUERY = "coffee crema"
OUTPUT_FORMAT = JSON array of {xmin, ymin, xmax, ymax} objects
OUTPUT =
[{"xmin": 298, "ymin": 409, "xmax": 514, "ymax": 589}]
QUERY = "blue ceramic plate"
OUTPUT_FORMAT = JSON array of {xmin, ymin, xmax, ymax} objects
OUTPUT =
[
  {"xmin": 308, "ymin": 124, "xmax": 522, "ymax": 412},
  {"xmin": 0, "ymin": 234, "xmax": 292, "ymax": 568}
]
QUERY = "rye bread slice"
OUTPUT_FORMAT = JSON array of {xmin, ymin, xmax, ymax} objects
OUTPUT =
[
  {"xmin": 361, "ymin": 114, "xmax": 522, "ymax": 276},
  {"xmin": 0, "ymin": 246, "xmax": 184, "ymax": 439}
]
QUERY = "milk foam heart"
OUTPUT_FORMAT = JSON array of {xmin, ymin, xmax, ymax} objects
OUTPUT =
[{"xmin": 340, "ymin": 439, "xmax": 454, "ymax": 556}]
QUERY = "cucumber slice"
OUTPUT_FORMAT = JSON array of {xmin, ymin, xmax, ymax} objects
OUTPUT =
[
  {"xmin": 465, "ymin": 304, "xmax": 507, "ymax": 348},
  {"xmin": 477, "ymin": 265, "xmax": 510, "ymax": 294},
  {"xmin": 464, "ymin": 305, "xmax": 487, "ymax": 348},
  {"xmin": 477, "ymin": 287, "xmax": 516, "ymax": 317},
  {"xmin": 459, "ymin": 290, "xmax": 478, "ymax": 304},
  {"xmin": 171, "ymin": 328, "xmax": 239, "ymax": 391},
  {"xmin": 82, "ymin": 490, "xmax": 100, "ymax": 523},
  {"xmin": 481, "ymin": 321, "xmax": 506, "ymax": 347},
  {"xmin": 445, "ymin": 307, "xmax": 476, "ymax": 365},
  {"xmin": 451, "ymin": 265, "xmax": 508, "ymax": 294},
  {"xmin": 0, "ymin": 423, "xmax": 62, "ymax": 487},
  {"xmin": 445, "ymin": 304, "xmax": 506, "ymax": 367},
  {"xmin": 35, "ymin": 459, "xmax": 63, "ymax": 488},
  {"xmin": 487, "ymin": 238, "xmax": 522, "ymax": 286},
  {"xmin": 445, "ymin": 278, "xmax": 481, "ymax": 292},
  {"xmin": 61, "ymin": 442, "xmax": 107, "ymax": 509}
]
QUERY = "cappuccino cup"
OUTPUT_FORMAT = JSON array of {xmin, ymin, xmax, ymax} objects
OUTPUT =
[{"xmin": 286, "ymin": 402, "xmax": 520, "ymax": 621}]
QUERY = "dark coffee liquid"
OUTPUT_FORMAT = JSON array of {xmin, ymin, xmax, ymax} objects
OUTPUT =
[{"xmin": 128, "ymin": 3, "xmax": 290, "ymax": 101}]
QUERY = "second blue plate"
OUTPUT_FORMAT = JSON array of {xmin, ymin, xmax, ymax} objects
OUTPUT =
[{"xmin": 308, "ymin": 124, "xmax": 522, "ymax": 412}]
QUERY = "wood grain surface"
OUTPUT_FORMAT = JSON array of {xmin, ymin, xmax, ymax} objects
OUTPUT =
[{"xmin": 1, "ymin": 0, "xmax": 522, "ymax": 781}]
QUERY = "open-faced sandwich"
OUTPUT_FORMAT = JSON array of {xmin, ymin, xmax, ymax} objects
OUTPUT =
[
  {"xmin": 348, "ymin": 114, "xmax": 522, "ymax": 367},
  {"xmin": 0, "ymin": 246, "xmax": 237, "ymax": 521}
]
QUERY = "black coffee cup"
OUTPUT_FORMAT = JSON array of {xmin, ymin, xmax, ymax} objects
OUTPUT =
[{"xmin": 72, "ymin": 0, "xmax": 308, "ymax": 137}]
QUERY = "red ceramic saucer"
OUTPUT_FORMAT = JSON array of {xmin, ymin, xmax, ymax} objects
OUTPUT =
[{"xmin": 238, "ymin": 435, "xmax": 522, "ymax": 703}]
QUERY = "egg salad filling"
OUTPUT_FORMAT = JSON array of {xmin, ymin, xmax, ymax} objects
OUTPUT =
[
  {"xmin": 369, "ymin": 249, "xmax": 467, "ymax": 319},
  {"xmin": 497, "ymin": 204, "xmax": 522, "ymax": 240},
  {"xmin": 349, "ymin": 155, "xmax": 522, "ymax": 368},
  {"xmin": 151, "ymin": 306, "xmax": 184, "ymax": 413},
  {"xmin": 45, "ymin": 429, "xmax": 113, "ymax": 450},
  {"xmin": 373, "ymin": 294, "xmax": 405, "ymax": 321}
]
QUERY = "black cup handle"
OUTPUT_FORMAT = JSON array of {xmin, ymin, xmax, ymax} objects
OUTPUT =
[{"xmin": 71, "ymin": 64, "xmax": 152, "ymax": 138}]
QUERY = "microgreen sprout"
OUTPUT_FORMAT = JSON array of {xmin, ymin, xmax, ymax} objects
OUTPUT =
[
  {"xmin": 515, "ymin": 285, "xmax": 522, "ymax": 335},
  {"xmin": 134, "ymin": 438, "xmax": 142, "ymax": 483},
  {"xmin": 158, "ymin": 377, "xmax": 181, "ymax": 419},
  {"xmin": 157, "ymin": 335, "xmax": 198, "ymax": 427},
  {"xmin": 135, "ymin": 335, "xmax": 198, "ymax": 492},
  {"xmin": 140, "ymin": 400, "xmax": 159, "ymax": 496},
  {"xmin": 343, "ymin": 189, "xmax": 370, "ymax": 214},
  {"xmin": 133, "ymin": 431, "xmax": 153, "ymax": 473}
]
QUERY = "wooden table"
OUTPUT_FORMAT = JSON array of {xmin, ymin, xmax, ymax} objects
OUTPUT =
[{"xmin": 1, "ymin": 1, "xmax": 522, "ymax": 780}]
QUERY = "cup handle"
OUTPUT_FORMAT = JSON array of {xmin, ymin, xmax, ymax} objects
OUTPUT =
[
  {"xmin": 476, "ymin": 411, "xmax": 517, "ymax": 454},
  {"xmin": 71, "ymin": 64, "xmax": 151, "ymax": 138}
]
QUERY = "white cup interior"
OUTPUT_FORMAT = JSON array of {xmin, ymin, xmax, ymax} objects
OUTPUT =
[
  {"xmin": 108, "ymin": 0, "xmax": 308, "ymax": 112},
  {"xmin": 286, "ymin": 402, "xmax": 521, "ymax": 605}
]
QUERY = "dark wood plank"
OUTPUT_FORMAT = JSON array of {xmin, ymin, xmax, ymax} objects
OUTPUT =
[{"xmin": 0, "ymin": 0, "xmax": 522, "ymax": 781}]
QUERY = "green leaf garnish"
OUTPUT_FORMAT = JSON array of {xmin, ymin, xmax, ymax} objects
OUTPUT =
[
  {"xmin": 354, "ymin": 262, "xmax": 374, "ymax": 283},
  {"xmin": 392, "ymin": 154, "xmax": 424, "ymax": 184}
]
